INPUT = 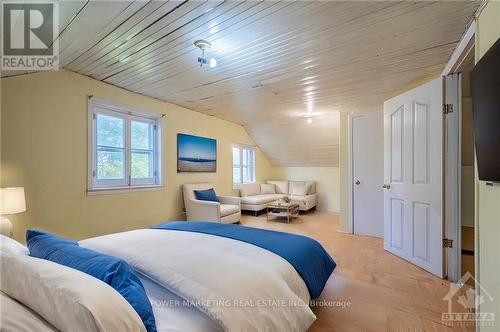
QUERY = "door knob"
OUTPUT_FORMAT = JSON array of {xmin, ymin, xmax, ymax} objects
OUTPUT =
[
  {"xmin": 382, "ymin": 184, "xmax": 391, "ymax": 189},
  {"xmin": 355, "ymin": 180, "xmax": 361, "ymax": 185}
]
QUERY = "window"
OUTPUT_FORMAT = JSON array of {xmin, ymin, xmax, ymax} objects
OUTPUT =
[
  {"xmin": 88, "ymin": 98, "xmax": 162, "ymax": 191},
  {"xmin": 232, "ymin": 145, "xmax": 255, "ymax": 187}
]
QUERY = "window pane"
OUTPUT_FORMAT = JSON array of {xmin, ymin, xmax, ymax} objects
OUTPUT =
[
  {"xmin": 97, "ymin": 147, "xmax": 124, "ymax": 179},
  {"xmin": 247, "ymin": 150, "xmax": 254, "ymax": 182},
  {"xmin": 132, "ymin": 151, "xmax": 153, "ymax": 178},
  {"xmin": 97, "ymin": 114, "xmax": 124, "ymax": 148},
  {"xmin": 242, "ymin": 149, "xmax": 248, "ymax": 166},
  {"xmin": 242, "ymin": 166, "xmax": 250, "ymax": 183},
  {"xmin": 232, "ymin": 148, "xmax": 240, "ymax": 166},
  {"xmin": 233, "ymin": 166, "xmax": 241, "ymax": 184},
  {"xmin": 131, "ymin": 121, "xmax": 152, "ymax": 150}
]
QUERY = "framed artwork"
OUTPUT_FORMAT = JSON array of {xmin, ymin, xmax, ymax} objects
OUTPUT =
[{"xmin": 177, "ymin": 133, "xmax": 217, "ymax": 173}]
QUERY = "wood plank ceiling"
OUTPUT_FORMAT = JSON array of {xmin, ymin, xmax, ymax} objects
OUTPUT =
[{"xmin": 4, "ymin": 1, "xmax": 480, "ymax": 167}]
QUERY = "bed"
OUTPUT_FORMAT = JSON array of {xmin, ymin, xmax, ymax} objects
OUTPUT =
[{"xmin": 1, "ymin": 221, "xmax": 336, "ymax": 332}]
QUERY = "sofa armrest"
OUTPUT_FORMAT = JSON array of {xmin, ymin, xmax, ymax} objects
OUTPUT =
[
  {"xmin": 218, "ymin": 196, "xmax": 241, "ymax": 206},
  {"xmin": 186, "ymin": 199, "xmax": 220, "ymax": 221}
]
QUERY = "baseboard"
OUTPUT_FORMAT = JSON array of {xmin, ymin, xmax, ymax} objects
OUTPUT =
[{"xmin": 315, "ymin": 209, "xmax": 339, "ymax": 214}]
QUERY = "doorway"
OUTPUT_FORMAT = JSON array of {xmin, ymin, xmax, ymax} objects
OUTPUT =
[{"xmin": 443, "ymin": 26, "xmax": 476, "ymax": 285}]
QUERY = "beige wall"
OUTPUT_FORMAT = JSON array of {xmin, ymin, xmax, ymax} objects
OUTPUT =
[
  {"xmin": 271, "ymin": 167, "xmax": 340, "ymax": 213},
  {"xmin": 475, "ymin": 1, "xmax": 500, "ymax": 329},
  {"xmin": 0, "ymin": 70, "xmax": 275, "ymax": 242}
]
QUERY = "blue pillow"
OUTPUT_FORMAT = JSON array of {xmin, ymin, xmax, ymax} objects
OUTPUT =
[
  {"xmin": 194, "ymin": 188, "xmax": 219, "ymax": 202},
  {"xmin": 26, "ymin": 230, "xmax": 156, "ymax": 332}
]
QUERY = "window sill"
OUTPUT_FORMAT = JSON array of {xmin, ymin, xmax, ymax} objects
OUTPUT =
[{"xmin": 87, "ymin": 185, "xmax": 164, "ymax": 196}]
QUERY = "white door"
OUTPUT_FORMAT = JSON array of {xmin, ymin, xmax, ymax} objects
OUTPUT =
[
  {"xmin": 383, "ymin": 77, "xmax": 443, "ymax": 277},
  {"xmin": 352, "ymin": 113, "xmax": 384, "ymax": 238}
]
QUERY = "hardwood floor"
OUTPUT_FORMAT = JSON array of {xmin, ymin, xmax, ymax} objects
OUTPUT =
[
  {"xmin": 461, "ymin": 226, "xmax": 475, "ymax": 288},
  {"xmin": 241, "ymin": 211, "xmax": 474, "ymax": 332}
]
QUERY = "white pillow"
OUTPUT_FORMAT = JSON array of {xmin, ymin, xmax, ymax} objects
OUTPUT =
[
  {"xmin": 0, "ymin": 252, "xmax": 146, "ymax": 332},
  {"xmin": 260, "ymin": 183, "xmax": 276, "ymax": 194},
  {"xmin": 0, "ymin": 235, "xmax": 28, "ymax": 255},
  {"xmin": 305, "ymin": 181, "xmax": 316, "ymax": 194},
  {"xmin": 239, "ymin": 183, "xmax": 261, "ymax": 197},
  {"xmin": 290, "ymin": 183, "xmax": 310, "ymax": 196},
  {"xmin": 267, "ymin": 181, "xmax": 289, "ymax": 194}
]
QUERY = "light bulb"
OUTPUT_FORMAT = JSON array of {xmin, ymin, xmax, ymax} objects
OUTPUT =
[
  {"xmin": 209, "ymin": 57, "xmax": 217, "ymax": 68},
  {"xmin": 307, "ymin": 118, "xmax": 313, "ymax": 124},
  {"xmin": 307, "ymin": 101, "xmax": 313, "ymax": 113}
]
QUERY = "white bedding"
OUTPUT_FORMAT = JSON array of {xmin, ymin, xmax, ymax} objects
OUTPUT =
[
  {"xmin": 80, "ymin": 229, "xmax": 316, "ymax": 332},
  {"xmin": 0, "ymin": 291, "xmax": 58, "ymax": 332},
  {"xmin": 139, "ymin": 274, "xmax": 222, "ymax": 332}
]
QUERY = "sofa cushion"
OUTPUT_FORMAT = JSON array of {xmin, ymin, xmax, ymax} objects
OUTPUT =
[
  {"xmin": 289, "ymin": 181, "xmax": 316, "ymax": 194},
  {"xmin": 220, "ymin": 204, "xmax": 240, "ymax": 217},
  {"xmin": 289, "ymin": 182, "xmax": 310, "ymax": 196},
  {"xmin": 240, "ymin": 194, "xmax": 284, "ymax": 205},
  {"xmin": 267, "ymin": 181, "xmax": 288, "ymax": 194},
  {"xmin": 194, "ymin": 188, "xmax": 219, "ymax": 202},
  {"xmin": 239, "ymin": 183, "xmax": 261, "ymax": 197},
  {"xmin": 289, "ymin": 194, "xmax": 317, "ymax": 210},
  {"xmin": 260, "ymin": 183, "xmax": 276, "ymax": 194}
]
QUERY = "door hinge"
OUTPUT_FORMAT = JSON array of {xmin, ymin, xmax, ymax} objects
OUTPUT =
[
  {"xmin": 92, "ymin": 170, "xmax": 96, "ymax": 177},
  {"xmin": 443, "ymin": 238, "xmax": 453, "ymax": 248},
  {"xmin": 153, "ymin": 125, "xmax": 157, "ymax": 131},
  {"xmin": 92, "ymin": 113, "xmax": 96, "ymax": 120},
  {"xmin": 443, "ymin": 104, "xmax": 453, "ymax": 114}
]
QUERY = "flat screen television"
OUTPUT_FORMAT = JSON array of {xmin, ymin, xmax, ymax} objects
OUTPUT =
[{"xmin": 470, "ymin": 37, "xmax": 500, "ymax": 182}]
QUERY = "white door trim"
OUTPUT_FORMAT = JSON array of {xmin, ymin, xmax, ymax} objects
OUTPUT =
[
  {"xmin": 442, "ymin": 22, "xmax": 476, "ymax": 76},
  {"xmin": 444, "ymin": 73, "xmax": 462, "ymax": 282},
  {"xmin": 441, "ymin": 20, "xmax": 476, "ymax": 282},
  {"xmin": 348, "ymin": 113, "xmax": 354, "ymax": 234},
  {"xmin": 350, "ymin": 114, "xmax": 360, "ymax": 234}
]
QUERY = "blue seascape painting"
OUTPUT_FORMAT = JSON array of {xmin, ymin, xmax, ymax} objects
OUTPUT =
[{"xmin": 177, "ymin": 133, "xmax": 217, "ymax": 172}]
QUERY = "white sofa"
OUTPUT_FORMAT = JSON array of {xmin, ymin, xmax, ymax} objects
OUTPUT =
[
  {"xmin": 239, "ymin": 181, "xmax": 317, "ymax": 215},
  {"xmin": 183, "ymin": 183, "xmax": 241, "ymax": 224}
]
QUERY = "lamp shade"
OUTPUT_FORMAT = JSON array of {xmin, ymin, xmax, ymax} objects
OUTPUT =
[{"xmin": 0, "ymin": 187, "xmax": 26, "ymax": 215}]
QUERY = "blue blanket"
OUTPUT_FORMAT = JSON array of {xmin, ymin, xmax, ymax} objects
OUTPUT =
[{"xmin": 153, "ymin": 221, "xmax": 336, "ymax": 299}]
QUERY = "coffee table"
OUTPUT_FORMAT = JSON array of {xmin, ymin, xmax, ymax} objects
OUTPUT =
[{"xmin": 267, "ymin": 201, "xmax": 300, "ymax": 223}]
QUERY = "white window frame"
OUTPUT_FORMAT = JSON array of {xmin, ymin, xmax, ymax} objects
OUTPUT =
[
  {"xmin": 232, "ymin": 143, "xmax": 256, "ymax": 189},
  {"xmin": 88, "ymin": 97, "xmax": 162, "ymax": 193}
]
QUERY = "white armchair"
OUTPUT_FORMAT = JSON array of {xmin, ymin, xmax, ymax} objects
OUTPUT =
[{"xmin": 182, "ymin": 183, "xmax": 241, "ymax": 224}]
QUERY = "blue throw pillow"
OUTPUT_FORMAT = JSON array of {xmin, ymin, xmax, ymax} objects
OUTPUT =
[
  {"xmin": 26, "ymin": 230, "xmax": 156, "ymax": 332},
  {"xmin": 194, "ymin": 188, "xmax": 219, "ymax": 202}
]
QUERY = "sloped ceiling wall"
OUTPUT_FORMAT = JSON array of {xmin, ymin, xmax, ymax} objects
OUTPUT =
[{"xmin": 2, "ymin": 1, "xmax": 480, "ymax": 167}]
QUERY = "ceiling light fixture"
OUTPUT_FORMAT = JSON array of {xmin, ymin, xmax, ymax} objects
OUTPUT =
[
  {"xmin": 194, "ymin": 39, "xmax": 217, "ymax": 68},
  {"xmin": 307, "ymin": 118, "xmax": 313, "ymax": 124},
  {"xmin": 307, "ymin": 102, "xmax": 314, "ymax": 113}
]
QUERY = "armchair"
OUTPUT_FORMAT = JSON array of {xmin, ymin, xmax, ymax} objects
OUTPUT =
[{"xmin": 182, "ymin": 183, "xmax": 241, "ymax": 224}]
